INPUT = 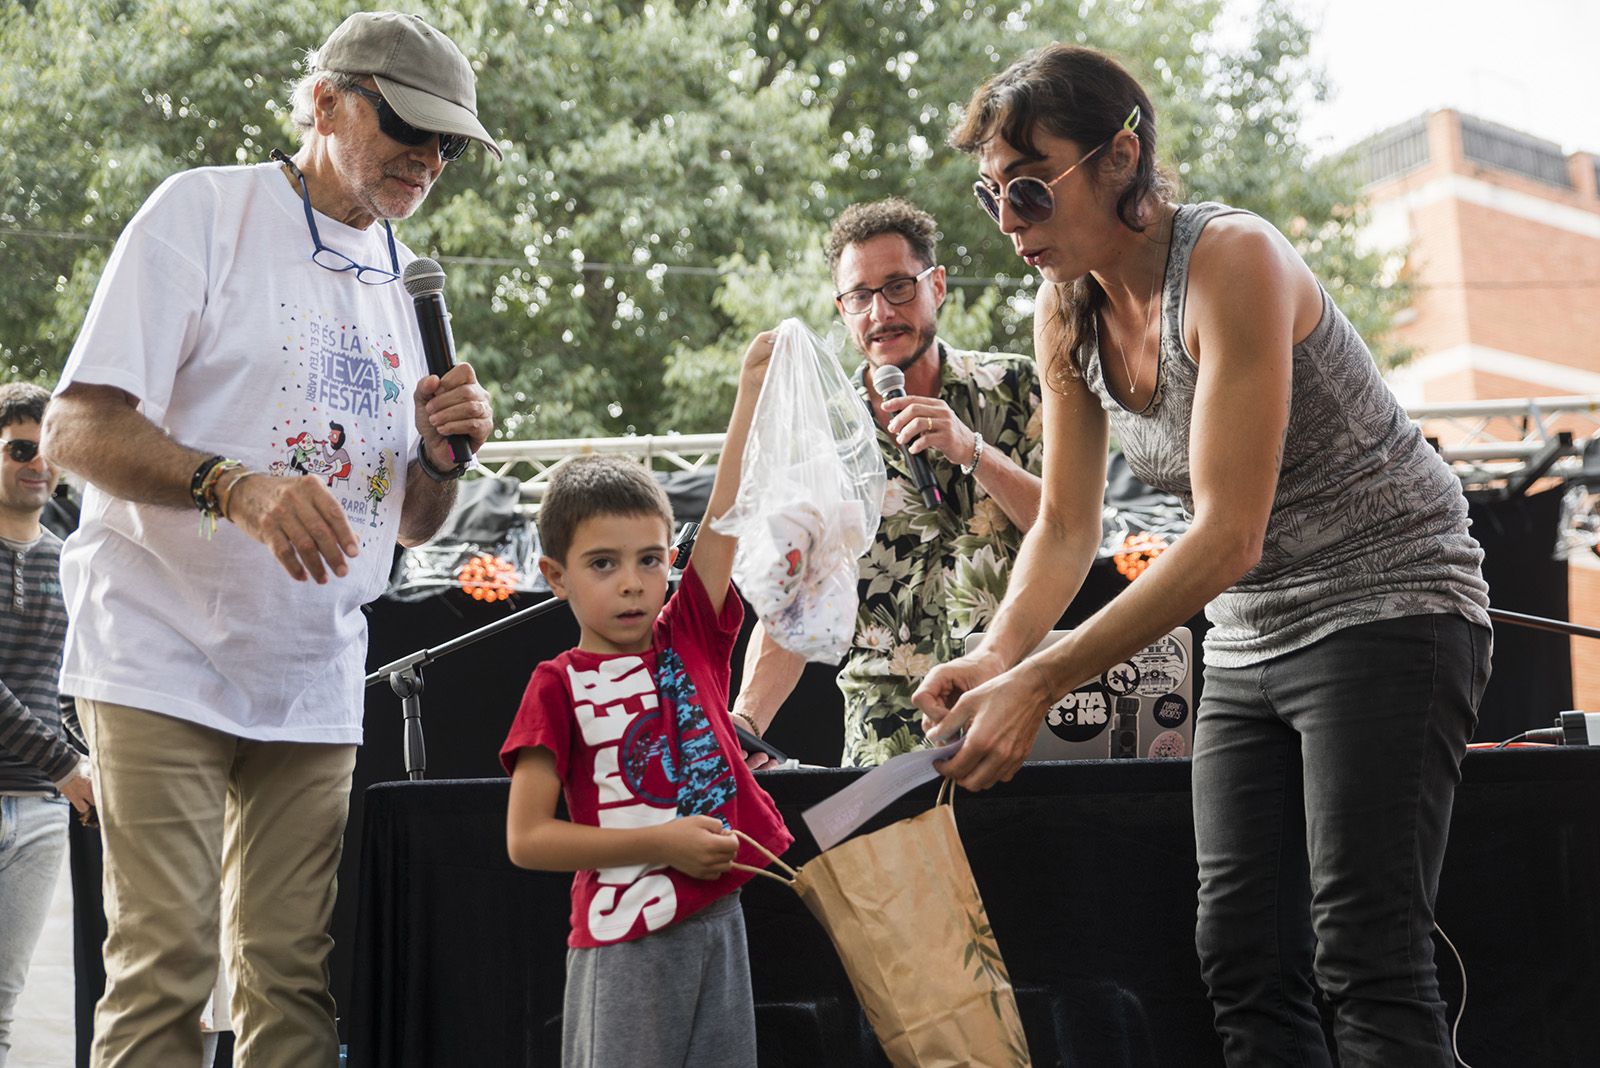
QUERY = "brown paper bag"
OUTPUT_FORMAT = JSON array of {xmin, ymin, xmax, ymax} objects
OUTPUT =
[{"xmin": 736, "ymin": 782, "xmax": 1030, "ymax": 1068}]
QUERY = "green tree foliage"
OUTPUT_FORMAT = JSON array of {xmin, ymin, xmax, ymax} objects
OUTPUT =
[{"xmin": 0, "ymin": 0, "xmax": 1408, "ymax": 440}]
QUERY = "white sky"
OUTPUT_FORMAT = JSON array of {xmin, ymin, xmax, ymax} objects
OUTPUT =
[{"xmin": 1225, "ymin": 0, "xmax": 1600, "ymax": 156}]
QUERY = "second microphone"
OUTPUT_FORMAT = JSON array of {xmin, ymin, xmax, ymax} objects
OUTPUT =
[{"xmin": 871, "ymin": 363, "xmax": 942, "ymax": 510}]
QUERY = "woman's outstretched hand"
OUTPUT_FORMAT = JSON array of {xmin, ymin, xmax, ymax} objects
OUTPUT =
[{"xmin": 914, "ymin": 654, "xmax": 1054, "ymax": 791}]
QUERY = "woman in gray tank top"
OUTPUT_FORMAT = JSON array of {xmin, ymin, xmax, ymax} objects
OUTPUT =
[{"xmin": 914, "ymin": 44, "xmax": 1492, "ymax": 1067}]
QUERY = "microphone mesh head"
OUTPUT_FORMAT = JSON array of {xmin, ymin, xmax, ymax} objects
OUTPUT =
[
  {"xmin": 402, "ymin": 257, "xmax": 446, "ymax": 298},
  {"xmin": 871, "ymin": 364, "xmax": 905, "ymax": 394}
]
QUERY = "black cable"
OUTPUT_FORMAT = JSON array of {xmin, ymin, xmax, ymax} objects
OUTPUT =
[{"xmin": 1492, "ymin": 726, "xmax": 1566, "ymax": 748}]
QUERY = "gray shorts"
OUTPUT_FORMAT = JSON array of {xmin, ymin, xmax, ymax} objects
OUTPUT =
[{"xmin": 562, "ymin": 891, "xmax": 756, "ymax": 1068}]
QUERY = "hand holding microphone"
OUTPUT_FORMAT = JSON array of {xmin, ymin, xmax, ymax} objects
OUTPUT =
[
  {"xmin": 871, "ymin": 363, "xmax": 952, "ymax": 510},
  {"xmin": 402, "ymin": 257, "xmax": 493, "ymax": 471}
]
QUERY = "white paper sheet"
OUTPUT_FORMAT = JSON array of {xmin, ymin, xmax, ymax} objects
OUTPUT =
[{"xmin": 800, "ymin": 740, "xmax": 964, "ymax": 852}]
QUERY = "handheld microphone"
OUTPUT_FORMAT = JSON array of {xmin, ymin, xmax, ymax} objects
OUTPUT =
[
  {"xmin": 871, "ymin": 364, "xmax": 942, "ymax": 509},
  {"xmin": 402, "ymin": 257, "xmax": 472, "ymax": 466}
]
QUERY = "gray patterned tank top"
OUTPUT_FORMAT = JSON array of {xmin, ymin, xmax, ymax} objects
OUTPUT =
[{"xmin": 1077, "ymin": 202, "xmax": 1490, "ymax": 668}]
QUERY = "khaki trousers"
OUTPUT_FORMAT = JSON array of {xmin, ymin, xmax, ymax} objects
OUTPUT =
[{"xmin": 80, "ymin": 699, "xmax": 356, "ymax": 1068}]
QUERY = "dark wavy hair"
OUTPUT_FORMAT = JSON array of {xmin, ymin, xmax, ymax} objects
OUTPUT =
[
  {"xmin": 950, "ymin": 44, "xmax": 1176, "ymax": 391},
  {"xmin": 824, "ymin": 197, "xmax": 938, "ymax": 277},
  {"xmin": 537, "ymin": 455, "xmax": 673, "ymax": 564}
]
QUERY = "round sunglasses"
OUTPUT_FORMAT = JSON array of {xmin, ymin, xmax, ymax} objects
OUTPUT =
[
  {"xmin": 1, "ymin": 438, "xmax": 41, "ymax": 463},
  {"xmin": 973, "ymin": 105, "xmax": 1141, "ymax": 226},
  {"xmin": 348, "ymin": 85, "xmax": 470, "ymax": 162}
]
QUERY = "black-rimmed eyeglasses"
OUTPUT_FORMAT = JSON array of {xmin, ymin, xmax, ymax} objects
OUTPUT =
[
  {"xmin": 835, "ymin": 264, "xmax": 937, "ymax": 315},
  {"xmin": 271, "ymin": 149, "xmax": 400, "ymax": 285},
  {"xmin": 1, "ymin": 439, "xmax": 41, "ymax": 464},
  {"xmin": 348, "ymin": 85, "xmax": 469, "ymax": 162}
]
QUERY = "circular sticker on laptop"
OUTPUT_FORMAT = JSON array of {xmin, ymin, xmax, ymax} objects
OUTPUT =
[
  {"xmin": 1044, "ymin": 682, "xmax": 1110, "ymax": 742},
  {"xmin": 1148, "ymin": 729, "xmax": 1189, "ymax": 758},
  {"xmin": 1101, "ymin": 661, "xmax": 1141, "ymax": 697},
  {"xmin": 1131, "ymin": 635, "xmax": 1188, "ymax": 697},
  {"xmin": 1152, "ymin": 693, "xmax": 1189, "ymax": 729}
]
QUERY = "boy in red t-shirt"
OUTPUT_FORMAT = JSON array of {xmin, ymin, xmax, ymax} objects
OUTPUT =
[{"xmin": 501, "ymin": 332, "xmax": 792, "ymax": 1067}]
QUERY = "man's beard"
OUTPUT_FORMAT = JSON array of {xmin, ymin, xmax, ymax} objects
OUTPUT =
[{"xmin": 862, "ymin": 321, "xmax": 938, "ymax": 372}]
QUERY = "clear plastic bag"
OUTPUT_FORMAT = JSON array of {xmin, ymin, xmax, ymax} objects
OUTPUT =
[
  {"xmin": 1555, "ymin": 481, "xmax": 1600, "ymax": 561},
  {"xmin": 713, "ymin": 318, "xmax": 886, "ymax": 661}
]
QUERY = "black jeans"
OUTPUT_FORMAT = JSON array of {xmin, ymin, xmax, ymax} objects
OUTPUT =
[{"xmin": 1193, "ymin": 613, "xmax": 1491, "ymax": 1067}]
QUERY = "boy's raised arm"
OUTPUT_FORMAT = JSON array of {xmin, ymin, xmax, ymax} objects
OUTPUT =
[{"xmin": 690, "ymin": 330, "xmax": 776, "ymax": 614}]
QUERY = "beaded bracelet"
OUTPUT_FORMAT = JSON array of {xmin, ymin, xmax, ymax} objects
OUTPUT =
[
  {"xmin": 189, "ymin": 455, "xmax": 228, "ymax": 511},
  {"xmin": 192, "ymin": 457, "xmax": 242, "ymax": 537}
]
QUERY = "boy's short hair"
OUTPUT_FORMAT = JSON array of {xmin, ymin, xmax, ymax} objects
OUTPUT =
[
  {"xmin": 823, "ymin": 197, "xmax": 938, "ymax": 277},
  {"xmin": 537, "ymin": 456, "xmax": 674, "ymax": 563},
  {"xmin": 0, "ymin": 382, "xmax": 50, "ymax": 432}
]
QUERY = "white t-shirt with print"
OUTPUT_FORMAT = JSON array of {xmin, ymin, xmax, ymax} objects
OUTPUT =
[{"xmin": 56, "ymin": 162, "xmax": 427, "ymax": 743}]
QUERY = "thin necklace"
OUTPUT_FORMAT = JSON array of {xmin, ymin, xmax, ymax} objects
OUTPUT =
[
  {"xmin": 1109, "ymin": 210, "xmax": 1171, "ymax": 397},
  {"xmin": 1110, "ymin": 256, "xmax": 1161, "ymax": 396}
]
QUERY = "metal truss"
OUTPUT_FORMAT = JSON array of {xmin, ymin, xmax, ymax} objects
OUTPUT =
[
  {"xmin": 1411, "ymin": 394, "xmax": 1600, "ymax": 494},
  {"xmin": 473, "ymin": 433, "xmax": 726, "ymax": 503},
  {"xmin": 473, "ymin": 395, "xmax": 1600, "ymax": 505}
]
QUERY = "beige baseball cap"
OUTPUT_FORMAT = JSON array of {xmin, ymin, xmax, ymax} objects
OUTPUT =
[{"xmin": 315, "ymin": 12, "xmax": 502, "ymax": 161}]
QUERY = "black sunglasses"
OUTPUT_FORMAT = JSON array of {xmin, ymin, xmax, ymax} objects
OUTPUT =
[
  {"xmin": 348, "ymin": 85, "xmax": 470, "ymax": 162},
  {"xmin": 1, "ymin": 438, "xmax": 41, "ymax": 463},
  {"xmin": 973, "ymin": 105, "xmax": 1141, "ymax": 226}
]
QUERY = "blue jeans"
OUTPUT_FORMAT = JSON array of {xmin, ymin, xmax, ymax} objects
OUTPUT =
[
  {"xmin": 0, "ymin": 793, "xmax": 71, "ymax": 1067},
  {"xmin": 1193, "ymin": 614, "xmax": 1491, "ymax": 1067}
]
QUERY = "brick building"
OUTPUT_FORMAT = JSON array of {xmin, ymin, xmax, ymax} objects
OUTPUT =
[{"xmin": 1358, "ymin": 109, "xmax": 1600, "ymax": 706}]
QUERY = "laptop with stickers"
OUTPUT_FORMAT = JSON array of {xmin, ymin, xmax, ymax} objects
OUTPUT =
[{"xmin": 962, "ymin": 628, "xmax": 1195, "ymax": 761}]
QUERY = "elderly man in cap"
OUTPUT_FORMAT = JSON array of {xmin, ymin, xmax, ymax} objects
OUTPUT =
[{"xmin": 42, "ymin": 13, "xmax": 499, "ymax": 1065}]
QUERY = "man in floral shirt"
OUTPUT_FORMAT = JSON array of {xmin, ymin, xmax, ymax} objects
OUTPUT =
[{"xmin": 733, "ymin": 199, "xmax": 1043, "ymax": 766}]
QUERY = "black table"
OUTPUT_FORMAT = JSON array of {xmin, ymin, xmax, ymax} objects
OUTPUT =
[{"xmin": 349, "ymin": 750, "xmax": 1600, "ymax": 1067}]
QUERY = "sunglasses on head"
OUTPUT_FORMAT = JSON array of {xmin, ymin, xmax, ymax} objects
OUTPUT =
[
  {"xmin": 348, "ymin": 85, "xmax": 469, "ymax": 162},
  {"xmin": 973, "ymin": 105, "xmax": 1141, "ymax": 226},
  {"xmin": 1, "ymin": 439, "xmax": 41, "ymax": 463}
]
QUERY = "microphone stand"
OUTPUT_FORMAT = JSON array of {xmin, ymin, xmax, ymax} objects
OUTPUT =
[
  {"xmin": 364, "ymin": 596, "xmax": 571, "ymax": 781},
  {"xmin": 365, "ymin": 523, "xmax": 701, "ymax": 781},
  {"xmin": 1486, "ymin": 607, "xmax": 1600, "ymax": 642}
]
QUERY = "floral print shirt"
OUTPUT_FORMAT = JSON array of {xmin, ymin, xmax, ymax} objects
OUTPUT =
[{"xmin": 839, "ymin": 342, "xmax": 1043, "ymax": 766}]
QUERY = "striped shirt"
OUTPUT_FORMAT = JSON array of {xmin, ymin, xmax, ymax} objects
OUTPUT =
[{"xmin": 0, "ymin": 529, "xmax": 77, "ymax": 794}]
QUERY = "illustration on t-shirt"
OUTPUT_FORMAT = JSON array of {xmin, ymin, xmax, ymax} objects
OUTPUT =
[
  {"xmin": 322, "ymin": 422, "xmax": 352, "ymax": 488},
  {"xmin": 274, "ymin": 306, "xmax": 414, "ymax": 549},
  {"xmin": 276, "ymin": 431, "xmax": 321, "ymax": 476},
  {"xmin": 380, "ymin": 350, "xmax": 404, "ymax": 403},
  {"xmin": 365, "ymin": 448, "xmax": 396, "ymax": 528}
]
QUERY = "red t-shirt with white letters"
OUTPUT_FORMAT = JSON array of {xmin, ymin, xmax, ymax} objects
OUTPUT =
[{"xmin": 500, "ymin": 563, "xmax": 793, "ymax": 948}]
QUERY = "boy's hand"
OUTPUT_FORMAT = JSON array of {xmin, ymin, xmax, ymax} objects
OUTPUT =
[
  {"xmin": 740, "ymin": 330, "xmax": 777, "ymax": 386},
  {"xmin": 655, "ymin": 815, "xmax": 739, "ymax": 880}
]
